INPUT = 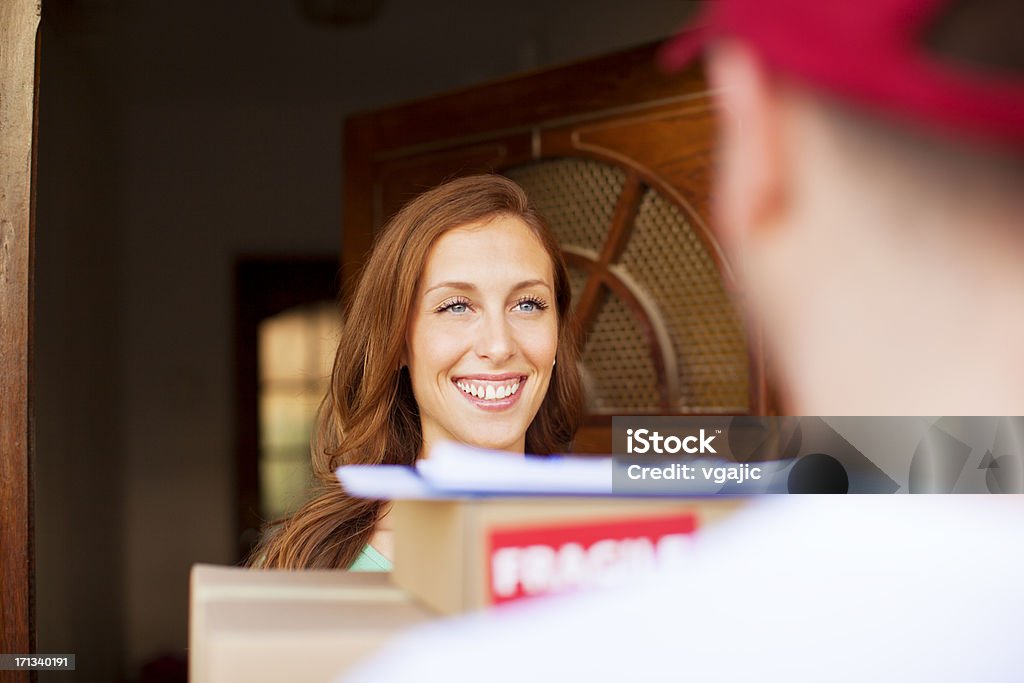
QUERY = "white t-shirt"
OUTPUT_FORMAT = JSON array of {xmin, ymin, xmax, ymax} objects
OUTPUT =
[{"xmin": 346, "ymin": 496, "xmax": 1024, "ymax": 683}]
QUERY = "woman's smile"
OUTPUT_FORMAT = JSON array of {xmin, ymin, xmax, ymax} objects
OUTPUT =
[{"xmin": 452, "ymin": 374, "xmax": 527, "ymax": 409}]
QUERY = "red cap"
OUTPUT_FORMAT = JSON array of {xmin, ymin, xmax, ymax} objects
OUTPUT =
[{"xmin": 660, "ymin": 0, "xmax": 1024, "ymax": 151}]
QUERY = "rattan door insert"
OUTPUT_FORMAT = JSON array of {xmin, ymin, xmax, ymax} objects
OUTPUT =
[{"xmin": 505, "ymin": 158, "xmax": 748, "ymax": 416}]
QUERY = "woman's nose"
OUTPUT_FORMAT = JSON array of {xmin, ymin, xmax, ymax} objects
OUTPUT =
[{"xmin": 474, "ymin": 312, "xmax": 516, "ymax": 363}]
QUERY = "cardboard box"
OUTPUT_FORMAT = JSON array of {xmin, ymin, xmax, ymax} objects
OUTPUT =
[
  {"xmin": 189, "ymin": 565, "xmax": 435, "ymax": 682},
  {"xmin": 391, "ymin": 496, "xmax": 745, "ymax": 615}
]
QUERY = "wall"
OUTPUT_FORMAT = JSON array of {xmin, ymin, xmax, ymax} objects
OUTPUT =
[
  {"xmin": 32, "ymin": 0, "xmax": 698, "ymax": 678},
  {"xmin": 34, "ymin": 13, "xmax": 125, "ymax": 682}
]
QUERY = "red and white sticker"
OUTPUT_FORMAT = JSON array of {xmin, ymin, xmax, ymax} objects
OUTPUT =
[{"xmin": 487, "ymin": 513, "xmax": 697, "ymax": 605}]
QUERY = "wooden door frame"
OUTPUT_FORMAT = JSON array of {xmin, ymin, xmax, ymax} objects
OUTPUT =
[{"xmin": 1, "ymin": 0, "xmax": 41, "ymax": 674}]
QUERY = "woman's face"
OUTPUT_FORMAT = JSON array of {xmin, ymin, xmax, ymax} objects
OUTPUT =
[{"xmin": 405, "ymin": 215, "xmax": 558, "ymax": 456}]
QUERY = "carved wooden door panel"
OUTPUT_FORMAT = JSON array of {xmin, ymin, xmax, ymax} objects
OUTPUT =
[{"xmin": 342, "ymin": 42, "xmax": 771, "ymax": 453}]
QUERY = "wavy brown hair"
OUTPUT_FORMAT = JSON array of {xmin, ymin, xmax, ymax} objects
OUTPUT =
[{"xmin": 251, "ymin": 174, "xmax": 583, "ymax": 569}]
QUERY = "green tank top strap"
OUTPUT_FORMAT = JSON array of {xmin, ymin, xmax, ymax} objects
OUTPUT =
[{"xmin": 349, "ymin": 544, "xmax": 392, "ymax": 572}]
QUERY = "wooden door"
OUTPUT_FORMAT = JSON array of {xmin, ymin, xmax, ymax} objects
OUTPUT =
[{"xmin": 342, "ymin": 42, "xmax": 772, "ymax": 453}]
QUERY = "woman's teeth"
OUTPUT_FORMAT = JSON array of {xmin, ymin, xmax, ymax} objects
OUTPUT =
[{"xmin": 455, "ymin": 379, "xmax": 521, "ymax": 400}]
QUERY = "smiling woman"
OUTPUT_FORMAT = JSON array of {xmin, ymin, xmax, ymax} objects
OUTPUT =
[{"xmin": 251, "ymin": 175, "xmax": 583, "ymax": 570}]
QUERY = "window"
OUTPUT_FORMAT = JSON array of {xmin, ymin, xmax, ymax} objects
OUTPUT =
[
  {"xmin": 234, "ymin": 257, "xmax": 339, "ymax": 561},
  {"xmin": 258, "ymin": 301, "xmax": 339, "ymax": 520}
]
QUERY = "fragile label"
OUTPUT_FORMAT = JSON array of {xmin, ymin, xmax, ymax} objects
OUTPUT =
[{"xmin": 487, "ymin": 513, "xmax": 697, "ymax": 604}]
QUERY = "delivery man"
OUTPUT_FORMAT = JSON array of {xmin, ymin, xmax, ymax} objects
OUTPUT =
[{"xmin": 348, "ymin": 1, "xmax": 1024, "ymax": 680}]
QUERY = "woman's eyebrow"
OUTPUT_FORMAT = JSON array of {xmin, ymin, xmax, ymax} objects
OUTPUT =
[
  {"xmin": 423, "ymin": 281, "xmax": 478, "ymax": 296},
  {"xmin": 423, "ymin": 279, "xmax": 551, "ymax": 296},
  {"xmin": 511, "ymin": 279, "xmax": 552, "ymax": 292}
]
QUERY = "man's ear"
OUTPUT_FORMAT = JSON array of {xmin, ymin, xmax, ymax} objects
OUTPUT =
[{"xmin": 706, "ymin": 40, "xmax": 787, "ymax": 251}]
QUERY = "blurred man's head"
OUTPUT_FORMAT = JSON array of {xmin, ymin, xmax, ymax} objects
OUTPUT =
[{"xmin": 664, "ymin": 0, "xmax": 1024, "ymax": 414}]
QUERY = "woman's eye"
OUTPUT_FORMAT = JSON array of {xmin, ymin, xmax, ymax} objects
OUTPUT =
[
  {"xmin": 436, "ymin": 298, "xmax": 471, "ymax": 314},
  {"xmin": 513, "ymin": 298, "xmax": 547, "ymax": 313}
]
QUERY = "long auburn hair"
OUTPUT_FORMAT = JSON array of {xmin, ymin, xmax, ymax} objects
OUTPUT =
[{"xmin": 252, "ymin": 174, "xmax": 583, "ymax": 569}]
